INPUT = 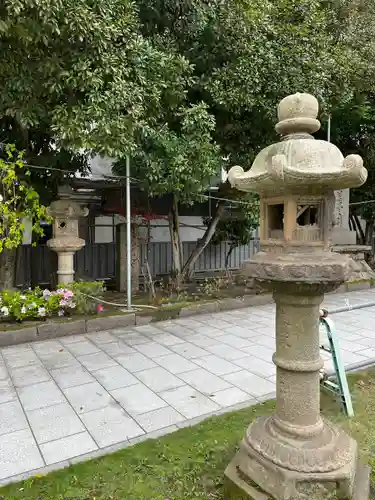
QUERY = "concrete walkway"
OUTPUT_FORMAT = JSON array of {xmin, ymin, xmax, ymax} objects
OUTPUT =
[{"xmin": 1, "ymin": 289, "xmax": 375, "ymax": 485}]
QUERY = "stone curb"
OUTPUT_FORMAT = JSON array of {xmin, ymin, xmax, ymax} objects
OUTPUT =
[
  {"xmin": 0, "ymin": 282, "xmax": 373, "ymax": 347},
  {"xmin": 0, "ymin": 294, "xmax": 272, "ymax": 347}
]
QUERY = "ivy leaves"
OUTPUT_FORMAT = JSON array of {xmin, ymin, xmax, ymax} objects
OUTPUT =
[{"xmin": 0, "ymin": 145, "xmax": 50, "ymax": 252}]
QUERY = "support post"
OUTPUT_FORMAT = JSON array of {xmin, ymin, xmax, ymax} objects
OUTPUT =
[{"xmin": 126, "ymin": 154, "xmax": 132, "ymax": 310}]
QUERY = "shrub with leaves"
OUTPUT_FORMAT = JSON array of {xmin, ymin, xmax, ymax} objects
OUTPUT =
[
  {"xmin": 0, "ymin": 145, "xmax": 51, "ymax": 252},
  {"xmin": 0, "ymin": 281, "xmax": 104, "ymax": 322},
  {"xmin": 69, "ymin": 281, "xmax": 105, "ymax": 315}
]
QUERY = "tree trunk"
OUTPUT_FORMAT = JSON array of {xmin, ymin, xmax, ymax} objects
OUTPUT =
[
  {"xmin": 182, "ymin": 200, "xmax": 226, "ymax": 280},
  {"xmin": 364, "ymin": 219, "xmax": 374, "ymax": 247},
  {"xmin": 168, "ymin": 196, "xmax": 182, "ymax": 287},
  {"xmin": 0, "ymin": 248, "xmax": 17, "ymax": 290},
  {"xmin": 225, "ymin": 245, "xmax": 235, "ymax": 269},
  {"xmin": 364, "ymin": 220, "xmax": 374, "ymax": 265},
  {"xmin": 131, "ymin": 224, "xmax": 140, "ymax": 293},
  {"xmin": 352, "ymin": 212, "xmax": 365, "ymax": 244}
]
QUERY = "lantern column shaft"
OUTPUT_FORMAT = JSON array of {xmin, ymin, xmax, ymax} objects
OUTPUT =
[
  {"xmin": 57, "ymin": 252, "xmax": 75, "ymax": 285},
  {"xmin": 273, "ymin": 292, "xmax": 323, "ymax": 435}
]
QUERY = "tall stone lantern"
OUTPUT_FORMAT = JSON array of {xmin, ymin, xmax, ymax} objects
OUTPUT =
[
  {"xmin": 47, "ymin": 199, "xmax": 89, "ymax": 285},
  {"xmin": 225, "ymin": 93, "xmax": 368, "ymax": 499}
]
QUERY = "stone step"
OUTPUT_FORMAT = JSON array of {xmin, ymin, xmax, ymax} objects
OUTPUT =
[{"xmin": 352, "ymin": 460, "xmax": 372, "ymax": 500}]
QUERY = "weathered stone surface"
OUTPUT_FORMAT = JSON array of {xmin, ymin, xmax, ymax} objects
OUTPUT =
[
  {"xmin": 86, "ymin": 314, "xmax": 135, "ymax": 332},
  {"xmin": 241, "ymin": 294, "xmax": 273, "ymax": 307},
  {"xmin": 225, "ymin": 92, "xmax": 365, "ymax": 499},
  {"xmin": 37, "ymin": 320, "xmax": 86, "ymax": 339},
  {"xmin": 0, "ymin": 327, "xmax": 38, "ymax": 346},
  {"xmin": 134, "ymin": 314, "xmax": 153, "ymax": 326},
  {"xmin": 47, "ymin": 195, "xmax": 88, "ymax": 285},
  {"xmin": 244, "ymin": 251, "xmax": 351, "ymax": 286},
  {"xmin": 180, "ymin": 302, "xmax": 219, "ymax": 316},
  {"xmin": 217, "ymin": 298, "xmax": 243, "ymax": 311},
  {"xmin": 333, "ymin": 244, "xmax": 375, "ymax": 284},
  {"xmin": 352, "ymin": 460, "xmax": 371, "ymax": 500}
]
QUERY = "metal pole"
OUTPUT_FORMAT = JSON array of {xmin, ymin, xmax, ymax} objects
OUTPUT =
[
  {"xmin": 327, "ymin": 114, "xmax": 331, "ymax": 143},
  {"xmin": 327, "ymin": 301, "xmax": 375, "ymax": 315},
  {"xmin": 126, "ymin": 155, "xmax": 132, "ymax": 311}
]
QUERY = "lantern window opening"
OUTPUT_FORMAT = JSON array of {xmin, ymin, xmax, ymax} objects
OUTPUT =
[
  {"xmin": 267, "ymin": 203, "xmax": 284, "ymax": 240},
  {"xmin": 296, "ymin": 204, "xmax": 319, "ymax": 227}
]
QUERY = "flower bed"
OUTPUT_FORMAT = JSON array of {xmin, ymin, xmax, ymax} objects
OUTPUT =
[{"xmin": 0, "ymin": 281, "xmax": 104, "ymax": 322}]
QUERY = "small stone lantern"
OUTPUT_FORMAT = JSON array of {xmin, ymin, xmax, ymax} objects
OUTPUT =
[
  {"xmin": 47, "ymin": 199, "xmax": 89, "ymax": 285},
  {"xmin": 225, "ymin": 93, "xmax": 368, "ymax": 498}
]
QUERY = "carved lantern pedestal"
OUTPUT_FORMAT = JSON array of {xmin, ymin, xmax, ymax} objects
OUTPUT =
[
  {"xmin": 225, "ymin": 94, "xmax": 369, "ymax": 499},
  {"xmin": 47, "ymin": 199, "xmax": 89, "ymax": 285}
]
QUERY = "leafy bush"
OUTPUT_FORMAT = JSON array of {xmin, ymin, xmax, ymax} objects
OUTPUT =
[
  {"xmin": 0, "ymin": 281, "xmax": 104, "ymax": 322},
  {"xmin": 197, "ymin": 277, "xmax": 230, "ymax": 298},
  {"xmin": 69, "ymin": 281, "xmax": 104, "ymax": 315}
]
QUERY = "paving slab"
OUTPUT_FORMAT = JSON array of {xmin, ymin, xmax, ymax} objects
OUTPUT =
[
  {"xmin": 0, "ymin": 288, "xmax": 374, "ymax": 485},
  {"xmin": 0, "ymin": 429, "xmax": 44, "ymax": 479},
  {"xmin": 80, "ymin": 406, "xmax": 144, "ymax": 447}
]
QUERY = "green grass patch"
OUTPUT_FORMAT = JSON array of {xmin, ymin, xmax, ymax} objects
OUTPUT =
[{"xmin": 1, "ymin": 371, "xmax": 375, "ymax": 499}]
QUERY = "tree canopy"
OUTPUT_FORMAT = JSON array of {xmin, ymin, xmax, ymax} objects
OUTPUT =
[
  {"xmin": 137, "ymin": 0, "xmax": 370, "ymax": 165},
  {"xmin": 2, "ymin": 0, "xmax": 375, "ymax": 282},
  {"xmin": 0, "ymin": 0, "xmax": 192, "ymax": 157}
]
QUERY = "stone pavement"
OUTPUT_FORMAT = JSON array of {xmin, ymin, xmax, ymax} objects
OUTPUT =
[{"xmin": 1, "ymin": 289, "xmax": 375, "ymax": 485}]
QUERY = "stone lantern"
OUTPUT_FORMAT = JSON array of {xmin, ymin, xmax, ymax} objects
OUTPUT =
[
  {"xmin": 225, "ymin": 93, "xmax": 368, "ymax": 498},
  {"xmin": 47, "ymin": 199, "xmax": 89, "ymax": 285}
]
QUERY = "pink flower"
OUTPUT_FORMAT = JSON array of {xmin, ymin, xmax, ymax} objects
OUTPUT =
[
  {"xmin": 96, "ymin": 304, "xmax": 104, "ymax": 313},
  {"xmin": 63, "ymin": 290, "xmax": 74, "ymax": 299}
]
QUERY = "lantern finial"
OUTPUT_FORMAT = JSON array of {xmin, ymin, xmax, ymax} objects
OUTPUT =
[{"xmin": 276, "ymin": 93, "xmax": 320, "ymax": 137}]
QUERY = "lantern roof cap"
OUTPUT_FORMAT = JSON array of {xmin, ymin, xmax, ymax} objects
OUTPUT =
[
  {"xmin": 47, "ymin": 198, "xmax": 89, "ymax": 218},
  {"xmin": 228, "ymin": 92, "xmax": 367, "ymax": 195}
]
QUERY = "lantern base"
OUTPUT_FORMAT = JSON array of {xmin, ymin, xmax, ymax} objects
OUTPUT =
[{"xmin": 225, "ymin": 416, "xmax": 359, "ymax": 499}]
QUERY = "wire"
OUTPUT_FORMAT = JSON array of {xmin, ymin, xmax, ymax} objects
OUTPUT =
[
  {"xmin": 4, "ymin": 159, "xmax": 255, "ymax": 207},
  {"xmin": 349, "ymin": 199, "xmax": 375, "ymax": 207},
  {"xmin": 81, "ymin": 292, "xmax": 158, "ymax": 310},
  {"xmin": 13, "ymin": 158, "xmax": 374, "ymax": 209},
  {"xmin": 197, "ymin": 193, "xmax": 255, "ymax": 206}
]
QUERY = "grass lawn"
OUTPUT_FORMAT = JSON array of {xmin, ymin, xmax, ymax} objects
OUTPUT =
[{"xmin": 1, "ymin": 371, "xmax": 375, "ymax": 499}]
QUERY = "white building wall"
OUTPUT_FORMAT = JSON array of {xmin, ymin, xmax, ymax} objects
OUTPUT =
[
  {"xmin": 149, "ymin": 216, "xmax": 206, "ymax": 243},
  {"xmin": 94, "ymin": 216, "xmax": 115, "ymax": 243},
  {"xmin": 93, "ymin": 215, "xmax": 207, "ymax": 244},
  {"xmin": 22, "ymin": 218, "xmax": 33, "ymax": 245}
]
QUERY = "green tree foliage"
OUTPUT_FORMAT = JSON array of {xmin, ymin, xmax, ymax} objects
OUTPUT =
[
  {"xmin": 204, "ymin": 194, "xmax": 259, "ymax": 268},
  {"xmin": 0, "ymin": 146, "xmax": 50, "ymax": 252},
  {"xmin": 0, "ymin": 145, "xmax": 51, "ymax": 289},
  {"xmin": 2, "ymin": 0, "xmax": 375, "ymax": 283},
  {"xmin": 324, "ymin": 94, "xmax": 375, "ymax": 245},
  {"xmin": 132, "ymin": 0, "xmax": 375, "ymax": 277},
  {"xmin": 0, "ymin": 118, "xmax": 89, "ymax": 205},
  {"xmin": 327, "ymin": 0, "xmax": 375, "ymax": 245},
  {"xmin": 137, "ymin": 0, "xmax": 366, "ymax": 164},
  {"xmin": 126, "ymin": 103, "xmax": 221, "ymax": 203},
  {"xmin": 0, "ymin": 0, "xmax": 201, "ymax": 283},
  {"xmin": 0, "ymin": 0, "xmax": 192, "ymax": 157}
]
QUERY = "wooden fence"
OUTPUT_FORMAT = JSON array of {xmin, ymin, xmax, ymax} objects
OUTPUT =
[{"xmin": 15, "ymin": 239, "xmax": 260, "ymax": 288}]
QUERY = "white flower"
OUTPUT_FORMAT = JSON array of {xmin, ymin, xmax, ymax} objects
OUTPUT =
[
  {"xmin": 42, "ymin": 289, "xmax": 51, "ymax": 299},
  {"xmin": 37, "ymin": 307, "xmax": 46, "ymax": 317},
  {"xmin": 20, "ymin": 295, "xmax": 26, "ymax": 301},
  {"xmin": 1, "ymin": 306, "xmax": 9, "ymax": 317},
  {"xmin": 70, "ymin": 302, "xmax": 76, "ymax": 309},
  {"xmin": 58, "ymin": 309, "xmax": 64, "ymax": 317},
  {"xmin": 0, "ymin": 194, "xmax": 3, "ymax": 202},
  {"xmin": 21, "ymin": 306, "xmax": 26, "ymax": 314}
]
